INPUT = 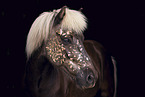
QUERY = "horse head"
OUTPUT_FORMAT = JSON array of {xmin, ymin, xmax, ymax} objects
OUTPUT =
[{"xmin": 46, "ymin": 6, "xmax": 98, "ymax": 89}]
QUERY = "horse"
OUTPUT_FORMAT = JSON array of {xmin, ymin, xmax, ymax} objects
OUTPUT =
[{"xmin": 23, "ymin": 6, "xmax": 117, "ymax": 97}]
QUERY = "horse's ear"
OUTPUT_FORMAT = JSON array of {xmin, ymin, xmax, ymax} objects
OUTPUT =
[
  {"xmin": 53, "ymin": 6, "xmax": 67, "ymax": 27},
  {"xmin": 79, "ymin": 8, "xmax": 83, "ymax": 12}
]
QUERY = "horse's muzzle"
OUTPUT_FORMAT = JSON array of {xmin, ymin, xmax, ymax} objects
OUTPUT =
[{"xmin": 76, "ymin": 67, "xmax": 96, "ymax": 89}]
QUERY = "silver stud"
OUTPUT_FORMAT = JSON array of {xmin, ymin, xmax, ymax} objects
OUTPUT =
[
  {"xmin": 70, "ymin": 65, "xmax": 72, "ymax": 69},
  {"xmin": 78, "ymin": 66, "xmax": 80, "ymax": 70},
  {"xmin": 68, "ymin": 54, "xmax": 71, "ymax": 57},
  {"xmin": 80, "ymin": 48, "xmax": 83, "ymax": 51},
  {"xmin": 70, "ymin": 58, "xmax": 73, "ymax": 60}
]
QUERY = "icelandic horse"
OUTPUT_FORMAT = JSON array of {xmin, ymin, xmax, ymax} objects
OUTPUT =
[{"xmin": 23, "ymin": 6, "xmax": 117, "ymax": 97}]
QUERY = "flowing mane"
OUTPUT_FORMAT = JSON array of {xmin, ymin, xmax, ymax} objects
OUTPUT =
[{"xmin": 26, "ymin": 8, "xmax": 87, "ymax": 59}]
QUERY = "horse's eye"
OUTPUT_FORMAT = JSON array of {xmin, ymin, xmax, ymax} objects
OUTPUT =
[{"xmin": 62, "ymin": 38, "xmax": 72, "ymax": 44}]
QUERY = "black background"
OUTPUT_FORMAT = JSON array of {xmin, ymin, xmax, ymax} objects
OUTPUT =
[{"xmin": 0, "ymin": 0, "xmax": 144, "ymax": 97}]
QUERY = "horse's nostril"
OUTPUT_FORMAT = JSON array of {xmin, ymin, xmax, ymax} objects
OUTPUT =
[
  {"xmin": 86, "ymin": 74, "xmax": 94, "ymax": 84},
  {"xmin": 76, "ymin": 67, "xmax": 96, "ymax": 89}
]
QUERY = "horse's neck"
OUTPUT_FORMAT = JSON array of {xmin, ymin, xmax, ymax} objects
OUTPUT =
[{"xmin": 25, "ymin": 44, "xmax": 63, "ymax": 96}]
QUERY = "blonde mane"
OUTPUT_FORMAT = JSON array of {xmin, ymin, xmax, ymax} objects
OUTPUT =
[{"xmin": 26, "ymin": 7, "xmax": 87, "ymax": 59}]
